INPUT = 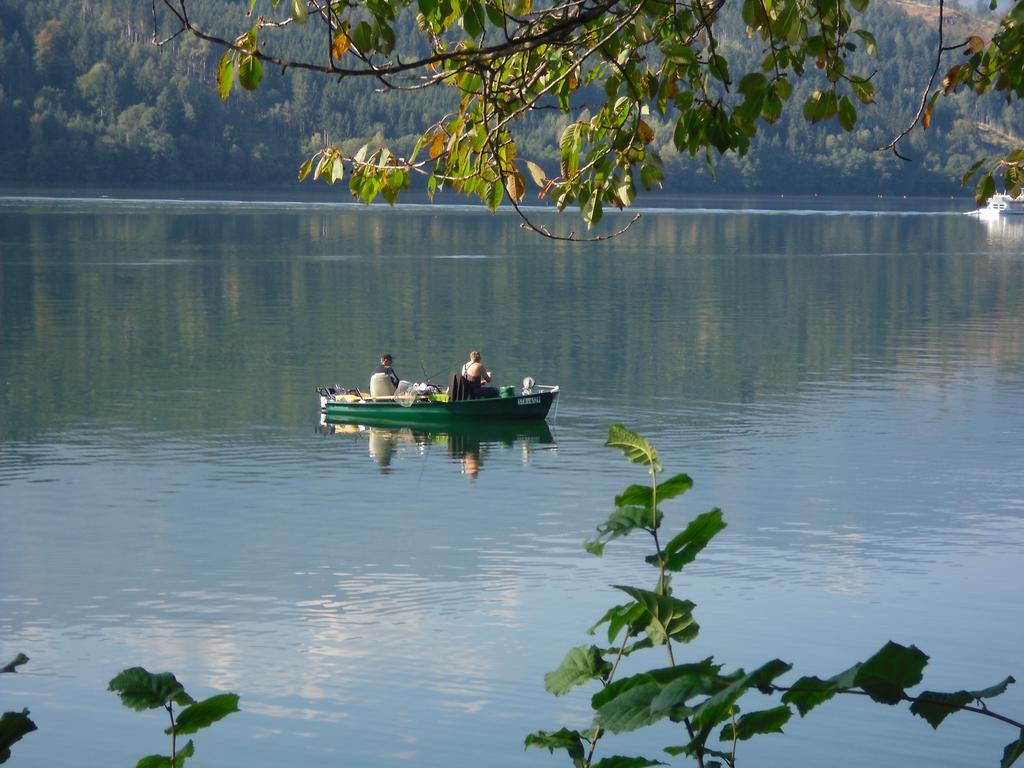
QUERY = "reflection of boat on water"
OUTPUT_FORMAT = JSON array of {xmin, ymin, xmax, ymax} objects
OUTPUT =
[{"xmin": 318, "ymin": 419, "xmax": 556, "ymax": 476}]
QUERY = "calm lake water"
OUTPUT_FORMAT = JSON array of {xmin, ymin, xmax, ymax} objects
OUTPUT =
[{"xmin": 1, "ymin": 195, "xmax": 1023, "ymax": 768}]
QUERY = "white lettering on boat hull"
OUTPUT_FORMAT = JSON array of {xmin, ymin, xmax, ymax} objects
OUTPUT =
[{"xmin": 517, "ymin": 396, "xmax": 541, "ymax": 406}]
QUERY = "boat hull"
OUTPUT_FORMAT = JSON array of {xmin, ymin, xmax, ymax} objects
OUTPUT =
[{"xmin": 323, "ymin": 388, "xmax": 558, "ymax": 427}]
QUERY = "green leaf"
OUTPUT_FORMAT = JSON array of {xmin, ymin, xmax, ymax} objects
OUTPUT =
[
  {"xmin": 290, "ymin": 0, "xmax": 309, "ymax": 24},
  {"xmin": 773, "ymin": 1, "xmax": 800, "ymax": 42},
  {"xmin": 738, "ymin": 73, "xmax": 767, "ymax": 97},
  {"xmin": 108, "ymin": 668, "xmax": 195, "ymax": 711},
  {"xmin": 851, "ymin": 77, "xmax": 875, "ymax": 104},
  {"xmin": 588, "ymin": 601, "xmax": 647, "ymax": 643},
  {"xmin": 605, "ymin": 425, "xmax": 661, "ymax": 471},
  {"xmin": 584, "ymin": 505, "xmax": 661, "ymax": 554},
  {"xmin": 0, "ymin": 709, "xmax": 37, "ymax": 763},
  {"xmin": 838, "ymin": 95, "xmax": 856, "ymax": 131},
  {"xmin": 461, "ymin": 0, "xmax": 484, "ymax": 38},
  {"xmin": 774, "ymin": 77, "xmax": 793, "ymax": 101},
  {"xmin": 582, "ymin": 193, "xmax": 603, "ymax": 229},
  {"xmin": 595, "ymin": 671, "xmax": 684, "ymax": 733},
  {"xmin": 298, "ymin": 157, "xmax": 313, "ymax": 182},
  {"xmin": 976, "ymin": 172, "xmax": 996, "ymax": 206},
  {"xmin": 584, "ymin": 540, "xmax": 606, "ymax": 556},
  {"xmin": 854, "ymin": 642, "xmax": 928, "ymax": 705},
  {"xmin": 168, "ymin": 694, "xmax": 240, "ymax": 736},
  {"xmin": 545, "ymin": 646, "xmax": 612, "ymax": 696},
  {"xmin": 591, "ymin": 758, "xmax": 664, "ymax": 768},
  {"xmin": 594, "ymin": 661, "xmax": 724, "ymax": 733},
  {"xmin": 524, "ymin": 729, "xmax": 586, "ymax": 768},
  {"xmin": 662, "ymin": 44, "xmax": 696, "ymax": 64},
  {"xmin": 690, "ymin": 659, "xmax": 792, "ymax": 732},
  {"xmin": 1003, "ymin": 731, "xmax": 1024, "ymax": 768},
  {"xmin": 616, "ymin": 474, "xmax": 693, "ymax": 508},
  {"xmin": 1, "ymin": 654, "xmax": 28, "ymax": 674},
  {"xmin": 560, "ymin": 122, "xmax": 584, "ymax": 179},
  {"xmin": 376, "ymin": 22, "xmax": 396, "ymax": 54},
  {"xmin": 485, "ymin": 178, "xmax": 504, "ymax": 211},
  {"xmin": 961, "ymin": 158, "xmax": 986, "ymax": 187},
  {"xmin": 708, "ymin": 54, "xmax": 730, "ymax": 84},
  {"xmin": 617, "ymin": 637, "xmax": 655, "ymax": 657},
  {"xmin": 664, "ymin": 744, "xmax": 734, "ymax": 762},
  {"xmin": 648, "ymin": 661, "xmax": 734, "ymax": 716},
  {"xmin": 656, "ymin": 509, "xmax": 726, "ymax": 572},
  {"xmin": 614, "ymin": 586, "xmax": 698, "ymax": 645},
  {"xmin": 802, "ymin": 90, "xmax": 833, "ymax": 123},
  {"xmin": 216, "ymin": 52, "xmax": 234, "ymax": 102},
  {"xmin": 237, "ymin": 54, "xmax": 263, "ymax": 91},
  {"xmin": 781, "ymin": 663, "xmax": 860, "ymax": 716},
  {"xmin": 134, "ymin": 740, "xmax": 194, "ymax": 768},
  {"xmin": 616, "ymin": 175, "xmax": 636, "ymax": 207},
  {"xmin": 484, "ymin": 2, "xmax": 505, "ymax": 27},
  {"xmin": 173, "ymin": 740, "xmax": 195, "ymax": 768},
  {"xmin": 614, "ymin": 484, "xmax": 656, "ymax": 508},
  {"xmin": 850, "ymin": 0, "xmax": 868, "ymax": 12},
  {"xmin": 718, "ymin": 705, "xmax": 792, "ymax": 741},
  {"xmin": 351, "ymin": 21, "xmax": 373, "ymax": 52},
  {"xmin": 909, "ymin": 691, "xmax": 972, "ymax": 729},
  {"xmin": 761, "ymin": 91, "xmax": 783, "ymax": 124},
  {"xmin": 854, "ymin": 29, "xmax": 877, "ymax": 55},
  {"xmin": 639, "ymin": 162, "xmax": 664, "ymax": 190}
]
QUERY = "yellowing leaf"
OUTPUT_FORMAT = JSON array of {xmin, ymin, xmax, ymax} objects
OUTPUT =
[
  {"xmin": 525, "ymin": 160, "xmax": 547, "ymax": 187},
  {"xmin": 637, "ymin": 119, "xmax": 655, "ymax": 145},
  {"xmin": 313, "ymin": 152, "xmax": 330, "ymax": 180},
  {"xmin": 942, "ymin": 64, "xmax": 961, "ymax": 94},
  {"xmin": 922, "ymin": 103, "xmax": 932, "ymax": 130},
  {"xmin": 330, "ymin": 156, "xmax": 344, "ymax": 184},
  {"xmin": 331, "ymin": 27, "xmax": 350, "ymax": 59},
  {"xmin": 505, "ymin": 169, "xmax": 526, "ymax": 202},
  {"xmin": 967, "ymin": 35, "xmax": 985, "ymax": 54},
  {"xmin": 429, "ymin": 132, "xmax": 445, "ymax": 159}
]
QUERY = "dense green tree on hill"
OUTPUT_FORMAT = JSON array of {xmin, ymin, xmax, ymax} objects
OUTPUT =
[
  {"xmin": 0, "ymin": 0, "xmax": 1020, "ymax": 221},
  {"xmin": 151, "ymin": 0, "xmax": 1022, "ymax": 236}
]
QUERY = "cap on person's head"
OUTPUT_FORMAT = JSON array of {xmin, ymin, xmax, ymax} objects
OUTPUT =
[
  {"xmin": 470, "ymin": 350, "xmax": 480, "ymax": 359},
  {"xmin": 381, "ymin": 353, "xmax": 393, "ymax": 363}
]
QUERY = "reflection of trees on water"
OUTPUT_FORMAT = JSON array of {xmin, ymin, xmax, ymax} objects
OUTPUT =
[
  {"xmin": 3, "ymin": 203, "xmax": 1024, "ymax": 438},
  {"xmin": 317, "ymin": 420, "xmax": 555, "ymax": 478}
]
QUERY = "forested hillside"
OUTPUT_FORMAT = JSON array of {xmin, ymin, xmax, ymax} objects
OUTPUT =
[{"xmin": 0, "ymin": 0, "xmax": 1019, "ymax": 196}]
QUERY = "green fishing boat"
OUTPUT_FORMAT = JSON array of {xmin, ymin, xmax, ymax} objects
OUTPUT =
[{"xmin": 318, "ymin": 381, "xmax": 559, "ymax": 427}]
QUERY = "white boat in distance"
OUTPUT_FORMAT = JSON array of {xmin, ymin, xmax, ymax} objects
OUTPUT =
[{"xmin": 971, "ymin": 193, "xmax": 1024, "ymax": 217}]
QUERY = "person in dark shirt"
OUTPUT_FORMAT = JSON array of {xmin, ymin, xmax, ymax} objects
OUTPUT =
[{"xmin": 372, "ymin": 353, "xmax": 399, "ymax": 388}]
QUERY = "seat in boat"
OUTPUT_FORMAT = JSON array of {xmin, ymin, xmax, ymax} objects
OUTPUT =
[
  {"xmin": 447, "ymin": 372, "xmax": 474, "ymax": 401},
  {"xmin": 370, "ymin": 372, "xmax": 397, "ymax": 399}
]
